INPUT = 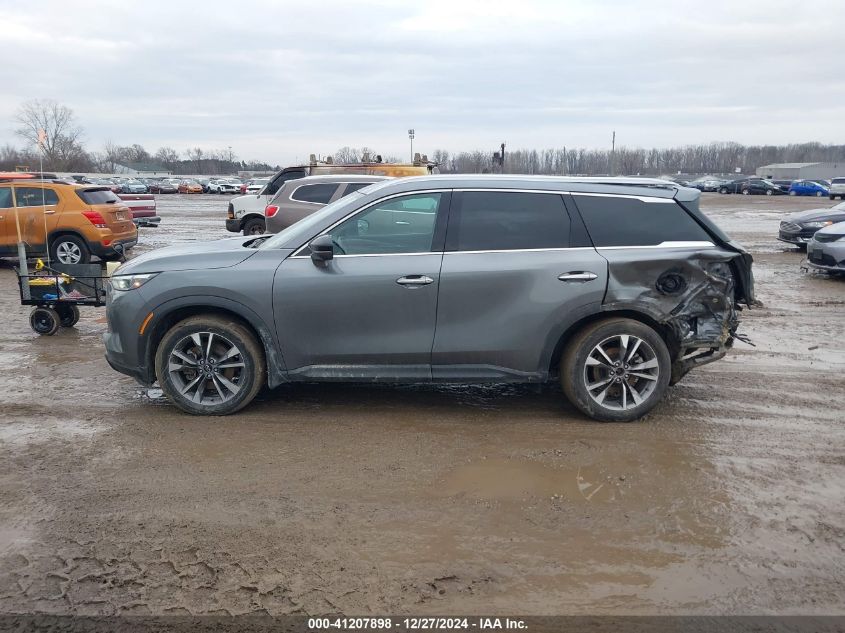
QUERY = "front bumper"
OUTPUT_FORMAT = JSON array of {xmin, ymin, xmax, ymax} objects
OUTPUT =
[
  {"xmin": 777, "ymin": 232, "xmax": 812, "ymax": 245},
  {"xmin": 226, "ymin": 218, "xmax": 243, "ymax": 233},
  {"xmin": 103, "ymin": 284, "xmax": 155, "ymax": 385}
]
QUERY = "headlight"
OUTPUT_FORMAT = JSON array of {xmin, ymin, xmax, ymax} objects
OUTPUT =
[
  {"xmin": 111, "ymin": 273, "xmax": 159, "ymax": 291},
  {"xmin": 803, "ymin": 221, "xmax": 833, "ymax": 229}
]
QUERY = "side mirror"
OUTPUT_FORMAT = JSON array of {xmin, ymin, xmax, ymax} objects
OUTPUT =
[{"xmin": 309, "ymin": 234, "xmax": 334, "ymax": 264}]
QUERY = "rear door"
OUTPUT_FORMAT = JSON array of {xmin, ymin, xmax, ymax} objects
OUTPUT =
[
  {"xmin": 431, "ymin": 190, "xmax": 608, "ymax": 379},
  {"xmin": 0, "ymin": 186, "xmax": 15, "ymax": 253},
  {"xmin": 12, "ymin": 186, "xmax": 61, "ymax": 249}
]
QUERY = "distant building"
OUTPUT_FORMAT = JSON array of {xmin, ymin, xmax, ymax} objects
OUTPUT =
[
  {"xmin": 756, "ymin": 162, "xmax": 844, "ymax": 181},
  {"xmin": 114, "ymin": 162, "xmax": 172, "ymax": 176}
]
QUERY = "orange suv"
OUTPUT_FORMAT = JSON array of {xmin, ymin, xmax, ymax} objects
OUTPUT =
[{"xmin": 0, "ymin": 179, "xmax": 137, "ymax": 264}]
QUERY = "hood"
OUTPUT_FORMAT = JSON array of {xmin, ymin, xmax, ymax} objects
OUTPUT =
[
  {"xmin": 783, "ymin": 207, "xmax": 845, "ymax": 224},
  {"xmin": 116, "ymin": 237, "xmax": 258, "ymax": 275}
]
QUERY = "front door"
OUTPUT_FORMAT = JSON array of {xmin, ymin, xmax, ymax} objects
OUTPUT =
[
  {"xmin": 0, "ymin": 186, "xmax": 15, "ymax": 254},
  {"xmin": 272, "ymin": 191, "xmax": 450, "ymax": 380}
]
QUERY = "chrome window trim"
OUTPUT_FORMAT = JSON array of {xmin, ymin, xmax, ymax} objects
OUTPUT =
[
  {"xmin": 571, "ymin": 192, "xmax": 676, "ymax": 203},
  {"xmin": 597, "ymin": 241, "xmax": 715, "ymax": 250}
]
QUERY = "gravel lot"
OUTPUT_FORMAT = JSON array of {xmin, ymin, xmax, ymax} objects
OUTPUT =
[{"xmin": 0, "ymin": 192, "xmax": 843, "ymax": 616}]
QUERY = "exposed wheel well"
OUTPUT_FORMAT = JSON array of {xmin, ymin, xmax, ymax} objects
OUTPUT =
[
  {"xmin": 548, "ymin": 310, "xmax": 677, "ymax": 377},
  {"xmin": 145, "ymin": 306, "xmax": 265, "ymax": 380},
  {"xmin": 48, "ymin": 230, "xmax": 87, "ymax": 246}
]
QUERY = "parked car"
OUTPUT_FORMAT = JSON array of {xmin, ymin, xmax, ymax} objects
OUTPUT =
[
  {"xmin": 718, "ymin": 178, "xmax": 752, "ymax": 194},
  {"xmin": 771, "ymin": 179, "xmax": 794, "ymax": 192},
  {"xmin": 149, "ymin": 180, "xmax": 178, "ymax": 194},
  {"xmin": 0, "ymin": 179, "xmax": 137, "ymax": 264},
  {"xmin": 688, "ymin": 177, "xmax": 724, "ymax": 192},
  {"xmin": 742, "ymin": 179, "xmax": 784, "ymax": 196},
  {"xmin": 788, "ymin": 180, "xmax": 829, "ymax": 197},
  {"xmin": 805, "ymin": 221, "xmax": 845, "ymax": 274},
  {"xmin": 118, "ymin": 194, "xmax": 160, "ymax": 227},
  {"xmin": 263, "ymin": 175, "xmax": 389, "ymax": 235},
  {"xmin": 227, "ymin": 160, "xmax": 436, "ymax": 236},
  {"xmin": 105, "ymin": 175, "xmax": 754, "ymax": 422},
  {"xmin": 777, "ymin": 201, "xmax": 845, "ymax": 247},
  {"xmin": 178, "ymin": 179, "xmax": 204, "ymax": 194},
  {"xmin": 197, "ymin": 178, "xmax": 210, "ymax": 193},
  {"xmin": 827, "ymin": 177, "xmax": 845, "ymax": 200},
  {"xmin": 208, "ymin": 178, "xmax": 241, "ymax": 195},
  {"xmin": 245, "ymin": 178, "xmax": 270, "ymax": 194},
  {"xmin": 118, "ymin": 179, "xmax": 149, "ymax": 194}
]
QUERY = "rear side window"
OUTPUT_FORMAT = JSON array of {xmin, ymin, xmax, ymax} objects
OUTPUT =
[
  {"xmin": 291, "ymin": 183, "xmax": 338, "ymax": 204},
  {"xmin": 15, "ymin": 187, "xmax": 60, "ymax": 207},
  {"xmin": 572, "ymin": 195, "xmax": 711, "ymax": 247},
  {"xmin": 0, "ymin": 187, "xmax": 11, "ymax": 208},
  {"xmin": 448, "ymin": 191, "xmax": 570, "ymax": 251},
  {"xmin": 343, "ymin": 182, "xmax": 375, "ymax": 195},
  {"xmin": 76, "ymin": 189, "xmax": 120, "ymax": 205}
]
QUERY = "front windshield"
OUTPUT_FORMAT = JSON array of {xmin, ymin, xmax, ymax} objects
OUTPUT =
[{"xmin": 259, "ymin": 191, "xmax": 366, "ymax": 250}]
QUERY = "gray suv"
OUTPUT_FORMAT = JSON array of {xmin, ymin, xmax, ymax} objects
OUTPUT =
[
  {"xmin": 265, "ymin": 174, "xmax": 389, "ymax": 234},
  {"xmin": 104, "ymin": 176, "xmax": 754, "ymax": 422}
]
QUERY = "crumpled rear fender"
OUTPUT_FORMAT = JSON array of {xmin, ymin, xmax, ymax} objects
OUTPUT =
[{"xmin": 599, "ymin": 247, "xmax": 743, "ymax": 382}]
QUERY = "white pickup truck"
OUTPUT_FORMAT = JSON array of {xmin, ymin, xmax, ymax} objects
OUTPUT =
[{"xmin": 225, "ymin": 158, "xmax": 436, "ymax": 235}]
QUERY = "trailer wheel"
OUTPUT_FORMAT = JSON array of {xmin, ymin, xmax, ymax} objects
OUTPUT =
[
  {"xmin": 30, "ymin": 307, "xmax": 60, "ymax": 335},
  {"xmin": 57, "ymin": 304, "xmax": 80, "ymax": 327}
]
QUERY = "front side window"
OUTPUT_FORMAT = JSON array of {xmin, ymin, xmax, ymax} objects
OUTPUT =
[
  {"xmin": 573, "ymin": 195, "xmax": 711, "ymax": 247},
  {"xmin": 291, "ymin": 183, "xmax": 339, "ymax": 204},
  {"xmin": 0, "ymin": 187, "xmax": 11, "ymax": 208},
  {"xmin": 14, "ymin": 187, "xmax": 60, "ymax": 207},
  {"xmin": 447, "ymin": 191, "xmax": 570, "ymax": 251},
  {"xmin": 329, "ymin": 193, "xmax": 441, "ymax": 255}
]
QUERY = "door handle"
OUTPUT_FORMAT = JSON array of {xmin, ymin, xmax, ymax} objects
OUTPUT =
[
  {"xmin": 558, "ymin": 271, "xmax": 598, "ymax": 282},
  {"xmin": 43, "ymin": 209, "xmax": 56, "ymax": 215},
  {"xmin": 396, "ymin": 275, "xmax": 434, "ymax": 287}
]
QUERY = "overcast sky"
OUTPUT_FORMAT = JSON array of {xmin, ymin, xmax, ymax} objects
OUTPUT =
[{"xmin": 2, "ymin": 0, "xmax": 843, "ymax": 164}]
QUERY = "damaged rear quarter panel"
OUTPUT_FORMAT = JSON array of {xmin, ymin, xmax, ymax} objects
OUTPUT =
[{"xmin": 598, "ymin": 246, "xmax": 741, "ymax": 373}]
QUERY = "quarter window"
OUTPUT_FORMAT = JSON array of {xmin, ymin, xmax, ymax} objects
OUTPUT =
[
  {"xmin": 329, "ymin": 193, "xmax": 441, "ymax": 255},
  {"xmin": 291, "ymin": 183, "xmax": 339, "ymax": 204},
  {"xmin": 15, "ymin": 187, "xmax": 60, "ymax": 207},
  {"xmin": 448, "ymin": 191, "xmax": 570, "ymax": 251},
  {"xmin": 343, "ymin": 182, "xmax": 375, "ymax": 195},
  {"xmin": 573, "ymin": 195, "xmax": 711, "ymax": 247}
]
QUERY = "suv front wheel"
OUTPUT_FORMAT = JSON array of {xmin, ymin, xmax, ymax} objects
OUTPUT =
[
  {"xmin": 561, "ymin": 318, "xmax": 671, "ymax": 422},
  {"xmin": 155, "ymin": 315, "xmax": 265, "ymax": 415}
]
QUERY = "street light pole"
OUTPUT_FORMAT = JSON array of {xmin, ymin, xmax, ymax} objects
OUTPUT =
[{"xmin": 408, "ymin": 129, "xmax": 415, "ymax": 162}]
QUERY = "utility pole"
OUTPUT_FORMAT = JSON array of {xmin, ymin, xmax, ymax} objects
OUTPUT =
[
  {"xmin": 500, "ymin": 142, "xmax": 506, "ymax": 173},
  {"xmin": 408, "ymin": 129, "xmax": 415, "ymax": 162},
  {"xmin": 610, "ymin": 130, "xmax": 616, "ymax": 176}
]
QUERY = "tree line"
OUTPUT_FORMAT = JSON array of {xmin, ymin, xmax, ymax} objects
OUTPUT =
[
  {"xmin": 5, "ymin": 99, "xmax": 845, "ymax": 177},
  {"xmin": 3, "ymin": 99, "xmax": 277, "ymax": 174}
]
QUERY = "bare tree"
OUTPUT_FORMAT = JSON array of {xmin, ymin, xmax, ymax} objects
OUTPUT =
[
  {"xmin": 154, "ymin": 146, "xmax": 180, "ymax": 169},
  {"xmin": 14, "ymin": 99, "xmax": 86, "ymax": 170},
  {"xmin": 333, "ymin": 147, "xmax": 360, "ymax": 164}
]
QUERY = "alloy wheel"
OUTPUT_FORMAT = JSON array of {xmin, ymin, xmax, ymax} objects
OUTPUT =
[
  {"xmin": 583, "ymin": 334, "xmax": 659, "ymax": 411},
  {"xmin": 167, "ymin": 331, "xmax": 246, "ymax": 406},
  {"xmin": 56, "ymin": 241, "xmax": 82, "ymax": 264}
]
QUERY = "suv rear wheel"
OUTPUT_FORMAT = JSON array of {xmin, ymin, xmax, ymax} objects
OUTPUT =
[
  {"xmin": 50, "ymin": 234, "xmax": 90, "ymax": 264},
  {"xmin": 155, "ymin": 315, "xmax": 265, "ymax": 415},
  {"xmin": 242, "ymin": 217, "xmax": 266, "ymax": 235},
  {"xmin": 561, "ymin": 318, "xmax": 671, "ymax": 422}
]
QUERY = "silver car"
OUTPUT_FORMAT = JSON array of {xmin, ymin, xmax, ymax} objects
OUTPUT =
[
  {"xmin": 265, "ymin": 175, "xmax": 390, "ymax": 234},
  {"xmin": 104, "ymin": 175, "xmax": 754, "ymax": 423},
  {"xmin": 806, "ymin": 221, "xmax": 845, "ymax": 274}
]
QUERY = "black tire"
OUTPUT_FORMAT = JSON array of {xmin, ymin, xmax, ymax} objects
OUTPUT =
[
  {"xmin": 742, "ymin": 189, "xmax": 750, "ymax": 195},
  {"xmin": 830, "ymin": 195, "xmax": 835, "ymax": 200},
  {"xmin": 30, "ymin": 307, "xmax": 60, "ymax": 336},
  {"xmin": 561, "ymin": 318, "xmax": 671, "ymax": 423},
  {"xmin": 242, "ymin": 217, "xmax": 266, "ymax": 236},
  {"xmin": 789, "ymin": 190, "xmax": 797, "ymax": 196},
  {"xmin": 50, "ymin": 234, "xmax": 90, "ymax": 265},
  {"xmin": 815, "ymin": 191, "xmax": 823, "ymax": 197},
  {"xmin": 766, "ymin": 189, "xmax": 774, "ymax": 195},
  {"xmin": 154, "ymin": 315, "xmax": 265, "ymax": 415},
  {"xmin": 719, "ymin": 187, "xmax": 728, "ymax": 194},
  {"xmin": 56, "ymin": 304, "xmax": 80, "ymax": 327}
]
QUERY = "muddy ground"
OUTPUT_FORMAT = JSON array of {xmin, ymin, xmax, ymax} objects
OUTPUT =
[{"xmin": 0, "ymin": 192, "xmax": 843, "ymax": 616}]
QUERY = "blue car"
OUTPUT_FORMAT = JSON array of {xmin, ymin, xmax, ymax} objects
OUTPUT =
[{"xmin": 789, "ymin": 180, "xmax": 829, "ymax": 197}]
